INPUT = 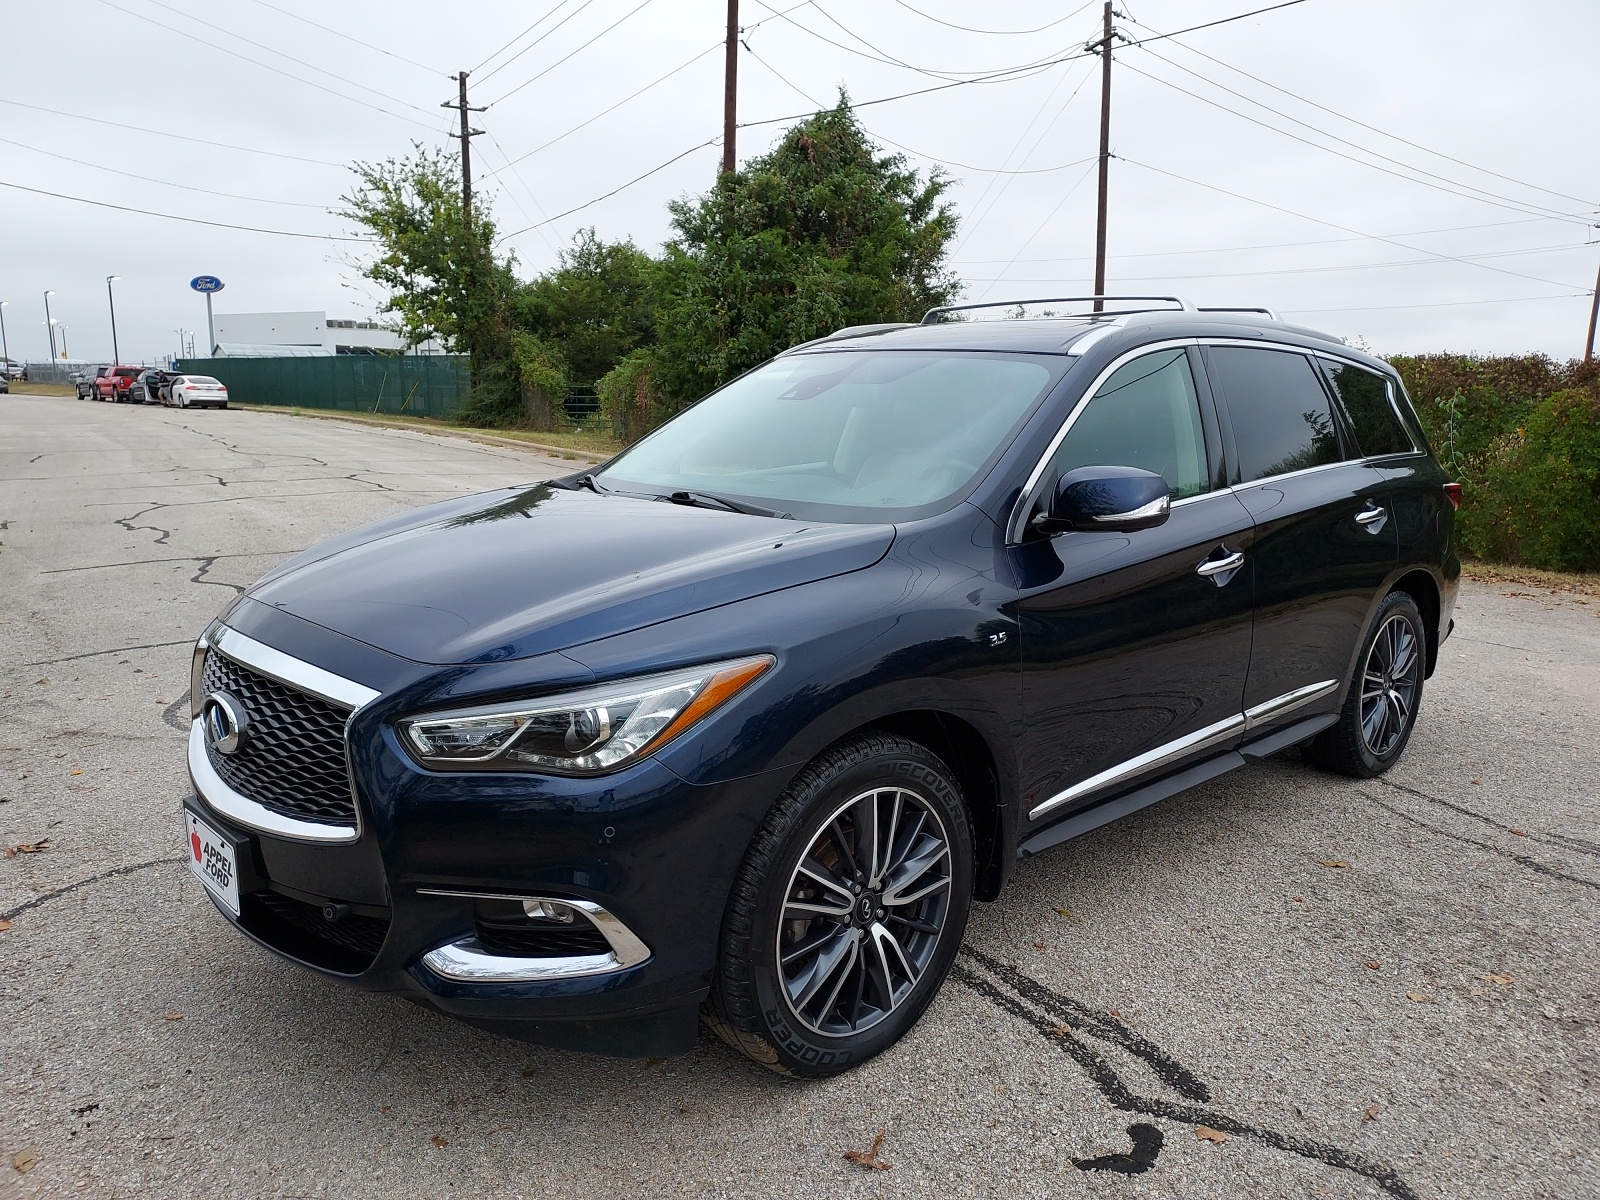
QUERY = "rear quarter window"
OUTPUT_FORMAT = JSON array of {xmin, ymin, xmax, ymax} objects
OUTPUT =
[{"xmin": 1320, "ymin": 360, "xmax": 1414, "ymax": 457}]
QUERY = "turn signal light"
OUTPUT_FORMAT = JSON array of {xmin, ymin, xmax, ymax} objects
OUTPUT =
[{"xmin": 1442, "ymin": 483, "xmax": 1462, "ymax": 510}]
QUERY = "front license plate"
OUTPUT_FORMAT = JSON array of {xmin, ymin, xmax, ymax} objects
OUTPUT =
[{"xmin": 186, "ymin": 810, "xmax": 241, "ymax": 917}]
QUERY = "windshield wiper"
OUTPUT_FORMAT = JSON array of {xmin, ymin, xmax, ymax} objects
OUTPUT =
[{"xmin": 665, "ymin": 490, "xmax": 792, "ymax": 519}]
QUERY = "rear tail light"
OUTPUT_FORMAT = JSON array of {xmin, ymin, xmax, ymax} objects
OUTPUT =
[{"xmin": 1442, "ymin": 483, "xmax": 1462, "ymax": 510}]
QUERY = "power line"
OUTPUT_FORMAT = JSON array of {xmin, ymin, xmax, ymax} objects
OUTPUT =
[
  {"xmin": 0, "ymin": 98, "xmax": 347, "ymax": 166},
  {"xmin": 482, "ymin": 131, "xmax": 565, "ymax": 261},
  {"xmin": 1282, "ymin": 294, "xmax": 1588, "ymax": 316},
  {"xmin": 0, "ymin": 135, "xmax": 331, "ymax": 208},
  {"xmin": 486, "ymin": 42, "xmax": 721, "ymax": 176},
  {"xmin": 881, "ymin": 0, "xmax": 1097, "ymax": 37},
  {"xmin": 975, "ymin": 161, "xmax": 1101, "ymax": 301},
  {"xmin": 1121, "ymin": 0, "xmax": 1312, "ymax": 46},
  {"xmin": 1122, "ymin": 53, "xmax": 1592, "ymax": 227},
  {"xmin": 1129, "ymin": 26, "xmax": 1598, "ymax": 211},
  {"xmin": 239, "ymin": 0, "xmax": 447, "ymax": 75},
  {"xmin": 92, "ymin": 0, "xmax": 443, "ymax": 131},
  {"xmin": 496, "ymin": 138, "xmax": 719, "ymax": 243},
  {"xmin": 1117, "ymin": 155, "xmax": 1587, "ymax": 291},
  {"xmin": 473, "ymin": 0, "xmax": 597, "ymax": 78},
  {"xmin": 0, "ymin": 180, "xmax": 370, "ymax": 240},
  {"xmin": 484, "ymin": 0, "xmax": 664, "ymax": 106}
]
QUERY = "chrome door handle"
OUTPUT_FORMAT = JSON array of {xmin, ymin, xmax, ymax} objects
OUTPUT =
[
  {"xmin": 1355, "ymin": 503, "xmax": 1387, "ymax": 526},
  {"xmin": 1196, "ymin": 550, "xmax": 1245, "ymax": 577}
]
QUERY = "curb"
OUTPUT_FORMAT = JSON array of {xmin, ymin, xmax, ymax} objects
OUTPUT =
[{"xmin": 239, "ymin": 406, "xmax": 613, "ymax": 464}]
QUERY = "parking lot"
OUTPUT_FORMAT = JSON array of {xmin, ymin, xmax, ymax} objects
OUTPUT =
[{"xmin": 1, "ymin": 391, "xmax": 1596, "ymax": 1199}]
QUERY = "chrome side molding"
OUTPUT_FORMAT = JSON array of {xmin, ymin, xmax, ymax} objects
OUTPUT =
[
  {"xmin": 1028, "ymin": 679, "xmax": 1342, "ymax": 822},
  {"xmin": 417, "ymin": 893, "xmax": 652, "ymax": 983}
]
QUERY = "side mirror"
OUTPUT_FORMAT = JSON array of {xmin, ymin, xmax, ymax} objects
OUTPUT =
[{"xmin": 1035, "ymin": 465, "xmax": 1172, "ymax": 533}]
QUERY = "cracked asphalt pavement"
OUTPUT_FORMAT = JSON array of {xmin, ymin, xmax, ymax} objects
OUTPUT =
[{"xmin": 2, "ymin": 393, "xmax": 1597, "ymax": 1199}]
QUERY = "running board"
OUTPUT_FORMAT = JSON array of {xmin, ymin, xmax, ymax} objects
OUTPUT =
[
  {"xmin": 1018, "ymin": 752, "xmax": 1245, "ymax": 858},
  {"xmin": 1017, "ymin": 712, "xmax": 1339, "ymax": 858}
]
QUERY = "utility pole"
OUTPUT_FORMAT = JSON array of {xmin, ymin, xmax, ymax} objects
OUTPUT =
[
  {"xmin": 1090, "ymin": 2, "xmax": 1119, "ymax": 311},
  {"xmin": 0, "ymin": 301, "xmax": 10, "ymax": 369},
  {"xmin": 43, "ymin": 291, "xmax": 57, "ymax": 360},
  {"xmin": 106, "ymin": 275, "xmax": 121, "ymax": 363},
  {"xmin": 722, "ymin": 0, "xmax": 739, "ymax": 175},
  {"xmin": 1586, "ymin": 256, "xmax": 1600, "ymax": 363},
  {"xmin": 442, "ymin": 72, "xmax": 486, "ymax": 228}
]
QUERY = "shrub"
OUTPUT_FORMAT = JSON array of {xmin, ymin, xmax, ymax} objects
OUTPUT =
[
  {"xmin": 597, "ymin": 348, "xmax": 673, "ymax": 442},
  {"xmin": 1476, "ymin": 389, "xmax": 1600, "ymax": 572}
]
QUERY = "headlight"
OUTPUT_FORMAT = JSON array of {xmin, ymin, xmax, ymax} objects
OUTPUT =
[{"xmin": 398, "ymin": 655, "xmax": 775, "ymax": 775}]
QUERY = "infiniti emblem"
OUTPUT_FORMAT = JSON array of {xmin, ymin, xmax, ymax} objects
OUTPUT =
[{"xmin": 203, "ymin": 691, "xmax": 250, "ymax": 756}]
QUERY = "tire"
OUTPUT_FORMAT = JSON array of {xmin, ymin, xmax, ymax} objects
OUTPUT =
[
  {"xmin": 1305, "ymin": 590, "xmax": 1426, "ymax": 778},
  {"xmin": 704, "ymin": 731, "xmax": 973, "ymax": 1078}
]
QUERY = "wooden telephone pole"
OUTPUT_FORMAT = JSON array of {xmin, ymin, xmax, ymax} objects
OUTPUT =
[
  {"xmin": 1092, "ymin": 2, "xmax": 1118, "ymax": 311},
  {"xmin": 1586, "ymin": 256, "xmax": 1600, "ymax": 363},
  {"xmin": 722, "ymin": 0, "xmax": 739, "ymax": 174},
  {"xmin": 443, "ymin": 72, "xmax": 486, "ymax": 228}
]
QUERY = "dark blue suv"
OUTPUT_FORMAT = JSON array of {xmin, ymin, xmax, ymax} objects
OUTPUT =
[{"xmin": 183, "ymin": 297, "xmax": 1459, "ymax": 1076}]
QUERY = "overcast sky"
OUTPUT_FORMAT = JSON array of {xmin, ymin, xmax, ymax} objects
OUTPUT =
[{"xmin": 4, "ymin": 0, "xmax": 1597, "ymax": 365}]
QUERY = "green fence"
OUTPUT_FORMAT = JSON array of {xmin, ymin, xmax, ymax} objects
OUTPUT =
[{"xmin": 174, "ymin": 355, "xmax": 470, "ymax": 419}]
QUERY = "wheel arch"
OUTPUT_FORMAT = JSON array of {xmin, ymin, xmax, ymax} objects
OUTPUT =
[{"xmin": 1391, "ymin": 568, "xmax": 1442, "ymax": 677}]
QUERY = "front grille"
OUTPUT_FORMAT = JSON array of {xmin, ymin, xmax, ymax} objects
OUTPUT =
[
  {"xmin": 246, "ymin": 890, "xmax": 389, "ymax": 974},
  {"xmin": 475, "ymin": 922, "xmax": 612, "ymax": 958},
  {"xmin": 202, "ymin": 651, "xmax": 357, "ymax": 827}
]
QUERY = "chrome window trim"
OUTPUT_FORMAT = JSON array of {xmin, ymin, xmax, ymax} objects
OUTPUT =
[
  {"xmin": 188, "ymin": 720, "xmax": 360, "ymax": 844},
  {"xmin": 1027, "ymin": 679, "xmax": 1344, "ymax": 823},
  {"xmin": 1230, "ymin": 458, "xmax": 1356, "ymax": 493},
  {"xmin": 1006, "ymin": 337, "xmax": 1200, "ymax": 544},
  {"xmin": 417, "ymin": 894, "xmax": 651, "ymax": 982},
  {"xmin": 210, "ymin": 625, "xmax": 380, "ymax": 711}
]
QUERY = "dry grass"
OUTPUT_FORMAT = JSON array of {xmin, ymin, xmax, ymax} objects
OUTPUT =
[
  {"xmin": 8, "ymin": 383, "xmax": 76, "ymax": 397},
  {"xmin": 241, "ymin": 405, "xmax": 624, "ymax": 461},
  {"xmin": 1461, "ymin": 559, "xmax": 1600, "ymax": 598}
]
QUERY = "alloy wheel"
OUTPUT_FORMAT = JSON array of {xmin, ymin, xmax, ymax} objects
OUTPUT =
[
  {"xmin": 1360, "ymin": 613, "xmax": 1420, "ymax": 757},
  {"xmin": 777, "ymin": 785, "xmax": 953, "ymax": 1037}
]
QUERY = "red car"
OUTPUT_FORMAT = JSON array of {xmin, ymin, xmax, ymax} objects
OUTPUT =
[{"xmin": 96, "ymin": 366, "xmax": 142, "ymax": 402}]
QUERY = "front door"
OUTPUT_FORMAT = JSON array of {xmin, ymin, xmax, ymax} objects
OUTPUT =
[
  {"xmin": 1012, "ymin": 346, "xmax": 1256, "ymax": 827},
  {"xmin": 1202, "ymin": 345, "xmax": 1400, "ymax": 729}
]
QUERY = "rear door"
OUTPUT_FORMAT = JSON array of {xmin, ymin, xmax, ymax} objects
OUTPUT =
[
  {"xmin": 1012, "ymin": 345, "xmax": 1256, "ymax": 826},
  {"xmin": 1202, "ymin": 344, "xmax": 1399, "ymax": 732}
]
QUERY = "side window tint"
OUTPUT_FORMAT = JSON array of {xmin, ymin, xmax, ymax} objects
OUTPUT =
[
  {"xmin": 1322, "ymin": 361, "xmax": 1413, "ymax": 457},
  {"xmin": 1208, "ymin": 347, "xmax": 1342, "ymax": 482},
  {"xmin": 1049, "ymin": 349, "xmax": 1210, "ymax": 500}
]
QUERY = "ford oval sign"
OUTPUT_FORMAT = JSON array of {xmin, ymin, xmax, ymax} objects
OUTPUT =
[{"xmin": 190, "ymin": 275, "xmax": 225, "ymax": 293}]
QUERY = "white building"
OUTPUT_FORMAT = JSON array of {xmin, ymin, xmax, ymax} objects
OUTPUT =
[{"xmin": 211, "ymin": 311, "xmax": 443, "ymax": 355}]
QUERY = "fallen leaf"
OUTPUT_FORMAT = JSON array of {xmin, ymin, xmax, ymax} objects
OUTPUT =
[
  {"xmin": 1290, "ymin": 895, "xmax": 1304, "ymax": 903},
  {"xmin": 379, "ymin": 1105, "xmax": 392, "ymax": 1114},
  {"xmin": 8, "ymin": 838, "xmax": 51, "ymax": 855},
  {"xmin": 33, "ymin": 678, "xmax": 48, "ymax": 685},
  {"xmin": 1364, "ymin": 960, "xmax": 1381, "ymax": 970},
  {"xmin": 11, "ymin": 1148, "xmax": 38, "ymax": 1174},
  {"xmin": 69, "ymin": 768, "xmax": 83, "ymax": 776},
  {"xmin": 1195, "ymin": 1126, "xmax": 1230, "ymax": 1145},
  {"xmin": 1032, "ymin": 941, "xmax": 1046, "ymax": 950},
  {"xmin": 1470, "ymin": 778, "xmax": 1482, "ymax": 785},
  {"xmin": 520, "ymin": 1067, "xmax": 537, "ymax": 1078},
  {"xmin": 1485, "ymin": 972, "xmax": 1514, "ymax": 987},
  {"xmin": 0, "ymin": 920, "xmax": 12, "ymax": 932},
  {"xmin": 645, "ymin": 1056, "xmax": 666, "ymax": 1067},
  {"xmin": 1361, "ymin": 1105, "xmax": 1384, "ymax": 1123},
  {"xmin": 1053, "ymin": 906, "xmax": 1074, "ymax": 919},
  {"xmin": 163, "ymin": 1013, "xmax": 184, "ymax": 1022},
  {"xmin": 1405, "ymin": 991, "xmax": 1433, "ymax": 1004},
  {"xmin": 1048, "ymin": 1024, "xmax": 1073, "ymax": 1037},
  {"xmin": 1318, "ymin": 859, "xmax": 1351, "ymax": 869},
  {"xmin": 844, "ymin": 1129, "xmax": 891, "ymax": 1171},
  {"xmin": 1106, "ymin": 1008, "xmax": 1123, "ymax": 1019},
  {"xmin": 431, "ymin": 1136, "xmax": 449, "ymax": 1149},
  {"xmin": 1509, "ymin": 829, "xmax": 1527, "ymax": 837}
]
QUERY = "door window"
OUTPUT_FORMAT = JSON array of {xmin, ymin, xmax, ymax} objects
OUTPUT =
[
  {"xmin": 1048, "ymin": 349, "xmax": 1210, "ymax": 500},
  {"xmin": 1207, "ymin": 347, "xmax": 1344, "ymax": 482},
  {"xmin": 1320, "ymin": 360, "xmax": 1414, "ymax": 457}
]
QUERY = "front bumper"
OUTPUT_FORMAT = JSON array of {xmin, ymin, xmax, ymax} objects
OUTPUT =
[{"xmin": 184, "ymin": 626, "xmax": 783, "ymax": 1056}]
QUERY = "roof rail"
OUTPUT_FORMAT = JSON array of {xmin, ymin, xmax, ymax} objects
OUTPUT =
[
  {"xmin": 782, "ymin": 322, "xmax": 917, "ymax": 354},
  {"xmin": 921, "ymin": 295, "xmax": 1195, "ymax": 325},
  {"xmin": 1197, "ymin": 305, "xmax": 1281, "ymax": 321}
]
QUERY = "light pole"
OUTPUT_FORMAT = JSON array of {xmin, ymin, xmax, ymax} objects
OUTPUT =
[
  {"xmin": 106, "ymin": 275, "xmax": 121, "ymax": 363},
  {"xmin": 1, "ymin": 301, "xmax": 10, "ymax": 369},
  {"xmin": 59, "ymin": 325, "xmax": 70, "ymax": 358},
  {"xmin": 43, "ymin": 290, "xmax": 57, "ymax": 360}
]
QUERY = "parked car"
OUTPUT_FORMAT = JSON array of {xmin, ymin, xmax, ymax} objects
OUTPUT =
[
  {"xmin": 76, "ymin": 366, "xmax": 110, "ymax": 401},
  {"xmin": 131, "ymin": 368, "xmax": 174, "ymax": 405},
  {"xmin": 0, "ymin": 373, "xmax": 7, "ymax": 394},
  {"xmin": 167, "ymin": 375, "xmax": 228, "ymax": 408},
  {"xmin": 96, "ymin": 366, "xmax": 142, "ymax": 402},
  {"xmin": 2, "ymin": 360, "xmax": 24, "ymax": 380},
  {"xmin": 181, "ymin": 298, "xmax": 1459, "ymax": 1075}
]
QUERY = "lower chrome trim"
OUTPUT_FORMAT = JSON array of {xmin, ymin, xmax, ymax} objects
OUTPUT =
[
  {"xmin": 1028, "ymin": 712, "xmax": 1245, "ymax": 822},
  {"xmin": 187, "ymin": 720, "xmax": 360, "ymax": 844},
  {"xmin": 1243, "ymin": 679, "xmax": 1339, "ymax": 729},
  {"xmin": 417, "ymin": 894, "xmax": 652, "ymax": 983}
]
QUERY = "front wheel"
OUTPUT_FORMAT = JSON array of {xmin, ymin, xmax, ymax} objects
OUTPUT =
[
  {"xmin": 1306, "ymin": 590, "xmax": 1426, "ymax": 777},
  {"xmin": 705, "ymin": 732, "xmax": 973, "ymax": 1077}
]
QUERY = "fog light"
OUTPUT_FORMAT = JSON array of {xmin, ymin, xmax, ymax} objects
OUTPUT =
[{"xmin": 522, "ymin": 899, "xmax": 576, "ymax": 923}]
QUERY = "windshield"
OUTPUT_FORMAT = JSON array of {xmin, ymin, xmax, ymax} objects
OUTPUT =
[{"xmin": 597, "ymin": 351, "xmax": 1061, "ymax": 522}]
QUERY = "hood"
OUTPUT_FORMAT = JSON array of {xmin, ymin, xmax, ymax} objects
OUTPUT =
[{"xmin": 245, "ymin": 484, "xmax": 894, "ymax": 664}]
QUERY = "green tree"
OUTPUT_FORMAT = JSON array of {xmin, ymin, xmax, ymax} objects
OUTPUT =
[
  {"xmin": 651, "ymin": 94, "xmax": 960, "ymax": 408},
  {"xmin": 340, "ymin": 145, "xmax": 521, "ymax": 422},
  {"xmin": 516, "ymin": 229, "xmax": 658, "ymax": 385}
]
